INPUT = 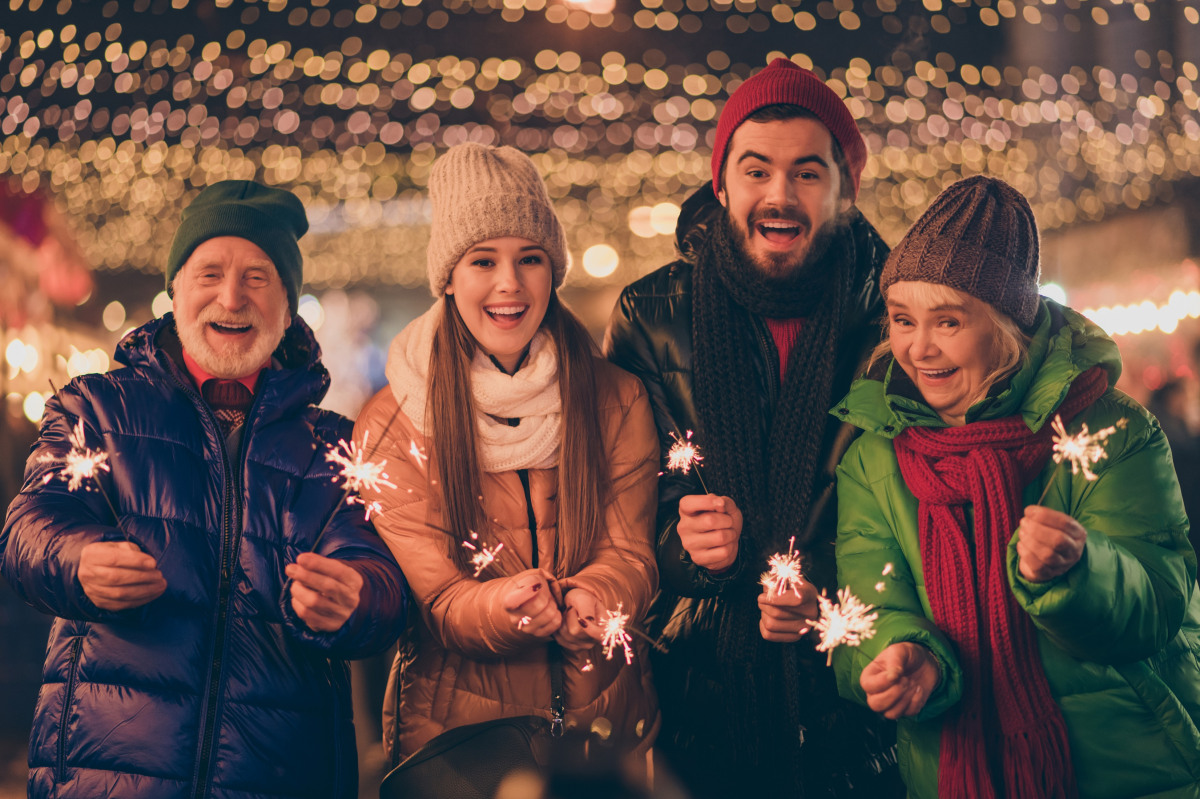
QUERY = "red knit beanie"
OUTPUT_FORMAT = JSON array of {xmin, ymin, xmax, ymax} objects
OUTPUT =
[{"xmin": 711, "ymin": 58, "xmax": 867, "ymax": 199}]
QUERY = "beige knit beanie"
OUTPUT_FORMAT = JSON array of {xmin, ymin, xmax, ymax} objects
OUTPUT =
[
  {"xmin": 880, "ymin": 175, "xmax": 1041, "ymax": 327},
  {"xmin": 426, "ymin": 143, "xmax": 569, "ymax": 297}
]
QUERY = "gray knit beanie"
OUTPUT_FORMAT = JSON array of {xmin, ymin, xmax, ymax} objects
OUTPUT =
[
  {"xmin": 425, "ymin": 144, "xmax": 569, "ymax": 297},
  {"xmin": 880, "ymin": 176, "xmax": 1041, "ymax": 327}
]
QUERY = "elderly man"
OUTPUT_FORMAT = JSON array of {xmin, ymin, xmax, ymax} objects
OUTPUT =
[
  {"xmin": 1, "ymin": 180, "xmax": 407, "ymax": 799},
  {"xmin": 605, "ymin": 59, "xmax": 901, "ymax": 797}
]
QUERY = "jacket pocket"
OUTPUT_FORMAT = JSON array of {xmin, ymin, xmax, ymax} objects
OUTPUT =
[{"xmin": 57, "ymin": 636, "xmax": 84, "ymax": 782}]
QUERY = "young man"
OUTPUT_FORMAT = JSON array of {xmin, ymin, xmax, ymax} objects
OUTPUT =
[
  {"xmin": 1, "ymin": 180, "xmax": 407, "ymax": 799},
  {"xmin": 605, "ymin": 59, "xmax": 901, "ymax": 797}
]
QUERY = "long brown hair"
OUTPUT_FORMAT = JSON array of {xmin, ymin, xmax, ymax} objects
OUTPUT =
[{"xmin": 427, "ymin": 292, "xmax": 609, "ymax": 576}]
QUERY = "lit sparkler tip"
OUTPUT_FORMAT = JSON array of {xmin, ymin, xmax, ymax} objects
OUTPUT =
[
  {"xmin": 462, "ymin": 536, "xmax": 504, "ymax": 577},
  {"xmin": 760, "ymin": 535, "xmax": 805, "ymax": 598},
  {"xmin": 326, "ymin": 435, "xmax": 398, "ymax": 494},
  {"xmin": 37, "ymin": 419, "xmax": 111, "ymax": 492},
  {"xmin": 518, "ymin": 615, "xmax": 532, "ymax": 629},
  {"xmin": 810, "ymin": 587, "xmax": 879, "ymax": 666},
  {"xmin": 600, "ymin": 603, "xmax": 635, "ymax": 665},
  {"xmin": 1049, "ymin": 413, "xmax": 1126, "ymax": 482},
  {"xmin": 665, "ymin": 429, "xmax": 703, "ymax": 476},
  {"xmin": 408, "ymin": 440, "xmax": 429, "ymax": 468}
]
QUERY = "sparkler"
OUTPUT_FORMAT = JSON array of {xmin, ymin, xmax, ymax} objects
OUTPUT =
[
  {"xmin": 600, "ymin": 603, "xmax": 636, "ymax": 665},
  {"xmin": 810, "ymin": 587, "xmax": 878, "ymax": 666},
  {"xmin": 1036, "ymin": 414, "xmax": 1127, "ymax": 504},
  {"xmin": 760, "ymin": 536, "xmax": 805, "ymax": 598},
  {"xmin": 37, "ymin": 419, "xmax": 128, "ymax": 541},
  {"xmin": 408, "ymin": 440, "xmax": 428, "ymax": 469},
  {"xmin": 663, "ymin": 429, "xmax": 711, "ymax": 494},
  {"xmin": 462, "ymin": 530, "xmax": 505, "ymax": 578}
]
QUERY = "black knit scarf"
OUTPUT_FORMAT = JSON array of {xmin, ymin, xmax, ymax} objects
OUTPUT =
[{"xmin": 689, "ymin": 213, "xmax": 861, "ymax": 794}]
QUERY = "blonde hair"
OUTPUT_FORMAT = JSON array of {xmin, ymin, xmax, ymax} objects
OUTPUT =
[{"xmin": 868, "ymin": 281, "xmax": 1031, "ymax": 410}]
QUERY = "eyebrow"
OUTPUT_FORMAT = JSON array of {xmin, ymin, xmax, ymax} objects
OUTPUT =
[
  {"xmin": 735, "ymin": 150, "xmax": 830, "ymax": 169},
  {"xmin": 465, "ymin": 245, "xmax": 546, "ymax": 254},
  {"xmin": 888, "ymin": 301, "xmax": 968, "ymax": 312}
]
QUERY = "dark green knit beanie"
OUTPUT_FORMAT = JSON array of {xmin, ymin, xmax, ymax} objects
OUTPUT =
[{"xmin": 166, "ymin": 180, "xmax": 308, "ymax": 313}]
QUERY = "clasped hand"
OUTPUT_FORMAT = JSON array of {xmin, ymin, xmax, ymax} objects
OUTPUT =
[
  {"xmin": 1016, "ymin": 504, "xmax": 1087, "ymax": 583},
  {"xmin": 79, "ymin": 540, "xmax": 167, "ymax": 611},
  {"xmin": 285, "ymin": 552, "xmax": 364, "ymax": 632},
  {"xmin": 758, "ymin": 579, "xmax": 820, "ymax": 643},
  {"xmin": 677, "ymin": 493, "xmax": 743, "ymax": 573},
  {"xmin": 501, "ymin": 569, "xmax": 605, "ymax": 651}
]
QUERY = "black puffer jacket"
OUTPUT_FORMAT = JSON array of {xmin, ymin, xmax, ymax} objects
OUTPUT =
[
  {"xmin": 603, "ymin": 184, "xmax": 897, "ymax": 798},
  {"xmin": 2, "ymin": 314, "xmax": 407, "ymax": 799}
]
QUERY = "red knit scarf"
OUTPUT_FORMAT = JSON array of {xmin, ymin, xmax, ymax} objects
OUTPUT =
[{"xmin": 892, "ymin": 365, "xmax": 1106, "ymax": 798}]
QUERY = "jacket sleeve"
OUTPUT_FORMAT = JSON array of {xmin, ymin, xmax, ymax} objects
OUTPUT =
[
  {"xmin": 279, "ymin": 414, "xmax": 409, "ymax": 660},
  {"xmin": 561, "ymin": 378, "xmax": 659, "ymax": 628},
  {"xmin": 355, "ymin": 392, "xmax": 533, "ymax": 659},
  {"xmin": 603, "ymin": 284, "xmax": 741, "ymax": 598},
  {"xmin": 831, "ymin": 438, "xmax": 963, "ymax": 721},
  {"xmin": 1, "ymin": 384, "xmax": 134, "ymax": 624},
  {"xmin": 1006, "ymin": 402, "xmax": 1196, "ymax": 664}
]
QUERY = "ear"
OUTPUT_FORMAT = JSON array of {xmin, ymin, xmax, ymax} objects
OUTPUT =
[
  {"xmin": 716, "ymin": 186, "xmax": 727, "ymax": 208},
  {"xmin": 839, "ymin": 195, "xmax": 853, "ymax": 214}
]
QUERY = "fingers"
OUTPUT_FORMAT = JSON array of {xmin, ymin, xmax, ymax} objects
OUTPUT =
[
  {"xmin": 677, "ymin": 494, "xmax": 728, "ymax": 516},
  {"xmin": 861, "ymin": 643, "xmax": 939, "ymax": 719},
  {"xmin": 553, "ymin": 605, "xmax": 596, "ymax": 650},
  {"xmin": 757, "ymin": 591, "xmax": 813, "ymax": 643},
  {"xmin": 79, "ymin": 541, "xmax": 166, "ymax": 611},
  {"xmin": 503, "ymin": 571, "xmax": 561, "ymax": 638},
  {"xmin": 286, "ymin": 554, "xmax": 364, "ymax": 633},
  {"xmin": 1017, "ymin": 510, "xmax": 1086, "ymax": 582}
]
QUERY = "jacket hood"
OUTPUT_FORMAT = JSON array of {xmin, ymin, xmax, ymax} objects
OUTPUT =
[
  {"xmin": 831, "ymin": 298, "xmax": 1122, "ymax": 438},
  {"xmin": 674, "ymin": 181, "xmax": 887, "ymax": 331},
  {"xmin": 114, "ymin": 313, "xmax": 332, "ymax": 410}
]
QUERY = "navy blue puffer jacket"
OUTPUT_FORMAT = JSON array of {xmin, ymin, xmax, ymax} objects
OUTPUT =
[{"xmin": 1, "ymin": 314, "xmax": 407, "ymax": 799}]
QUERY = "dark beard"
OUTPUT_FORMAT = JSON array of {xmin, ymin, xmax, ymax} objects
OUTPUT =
[{"xmin": 728, "ymin": 211, "xmax": 848, "ymax": 280}]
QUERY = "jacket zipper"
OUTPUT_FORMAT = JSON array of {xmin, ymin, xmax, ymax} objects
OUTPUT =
[
  {"xmin": 168, "ymin": 370, "xmax": 254, "ymax": 799},
  {"xmin": 515, "ymin": 469, "xmax": 564, "ymax": 735},
  {"xmin": 56, "ymin": 635, "xmax": 84, "ymax": 782}
]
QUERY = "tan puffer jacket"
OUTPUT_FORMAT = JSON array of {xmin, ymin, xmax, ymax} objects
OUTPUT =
[{"xmin": 355, "ymin": 359, "xmax": 661, "ymax": 761}]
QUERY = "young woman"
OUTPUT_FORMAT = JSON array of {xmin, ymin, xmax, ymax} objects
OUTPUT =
[
  {"xmin": 354, "ymin": 143, "xmax": 660, "ymax": 766},
  {"xmin": 828, "ymin": 176, "xmax": 1200, "ymax": 797}
]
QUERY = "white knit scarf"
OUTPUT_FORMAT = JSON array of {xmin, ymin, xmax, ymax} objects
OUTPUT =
[{"xmin": 385, "ymin": 298, "xmax": 562, "ymax": 473}]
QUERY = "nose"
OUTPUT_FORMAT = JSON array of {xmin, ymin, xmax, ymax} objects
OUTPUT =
[
  {"xmin": 764, "ymin": 171, "xmax": 799, "ymax": 207},
  {"xmin": 910, "ymin": 326, "xmax": 939, "ymax": 360},
  {"xmin": 216, "ymin": 274, "xmax": 248, "ymax": 310},
  {"xmin": 494, "ymin": 259, "xmax": 521, "ymax": 293}
]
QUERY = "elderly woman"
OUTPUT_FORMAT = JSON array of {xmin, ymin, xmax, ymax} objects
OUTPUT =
[{"xmin": 830, "ymin": 176, "xmax": 1200, "ymax": 798}]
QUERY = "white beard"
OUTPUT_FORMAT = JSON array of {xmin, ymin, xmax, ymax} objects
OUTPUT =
[{"xmin": 176, "ymin": 303, "xmax": 289, "ymax": 379}]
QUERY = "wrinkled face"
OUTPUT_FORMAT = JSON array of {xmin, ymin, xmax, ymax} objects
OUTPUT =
[
  {"xmin": 445, "ymin": 236, "xmax": 553, "ymax": 372},
  {"xmin": 887, "ymin": 281, "xmax": 1001, "ymax": 426},
  {"xmin": 172, "ymin": 236, "xmax": 290, "ymax": 379},
  {"xmin": 717, "ymin": 117, "xmax": 851, "ymax": 277}
]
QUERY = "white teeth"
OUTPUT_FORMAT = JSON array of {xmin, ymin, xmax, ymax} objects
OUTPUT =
[
  {"xmin": 921, "ymin": 368, "xmax": 957, "ymax": 377},
  {"xmin": 487, "ymin": 306, "xmax": 527, "ymax": 316},
  {"xmin": 759, "ymin": 221, "xmax": 799, "ymax": 229}
]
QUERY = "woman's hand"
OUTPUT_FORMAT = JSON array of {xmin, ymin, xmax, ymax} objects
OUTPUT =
[
  {"xmin": 554, "ymin": 587, "xmax": 604, "ymax": 651},
  {"xmin": 860, "ymin": 642, "xmax": 940, "ymax": 720},
  {"xmin": 79, "ymin": 540, "xmax": 167, "ymax": 611},
  {"xmin": 501, "ymin": 569, "xmax": 562, "ymax": 638},
  {"xmin": 1017, "ymin": 504, "xmax": 1087, "ymax": 582},
  {"xmin": 757, "ymin": 580, "xmax": 819, "ymax": 643},
  {"xmin": 285, "ymin": 552, "xmax": 364, "ymax": 632}
]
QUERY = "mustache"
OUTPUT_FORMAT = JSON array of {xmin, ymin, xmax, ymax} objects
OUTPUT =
[
  {"xmin": 749, "ymin": 206, "xmax": 812, "ymax": 229},
  {"xmin": 197, "ymin": 307, "xmax": 263, "ymax": 327}
]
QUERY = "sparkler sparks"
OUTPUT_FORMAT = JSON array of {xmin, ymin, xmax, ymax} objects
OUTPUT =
[
  {"xmin": 810, "ymin": 588, "xmax": 878, "ymax": 666},
  {"xmin": 1050, "ymin": 415, "xmax": 1127, "ymax": 481},
  {"xmin": 600, "ymin": 603, "xmax": 635, "ymax": 665},
  {"xmin": 38, "ymin": 419, "xmax": 110, "ymax": 492},
  {"xmin": 761, "ymin": 536, "xmax": 805, "ymax": 598},
  {"xmin": 408, "ymin": 440, "xmax": 428, "ymax": 469},
  {"xmin": 326, "ymin": 433, "xmax": 398, "ymax": 495},
  {"xmin": 462, "ymin": 531, "xmax": 505, "ymax": 578},
  {"xmin": 663, "ymin": 429, "xmax": 711, "ymax": 494}
]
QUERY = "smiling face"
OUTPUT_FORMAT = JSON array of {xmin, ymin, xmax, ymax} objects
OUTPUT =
[
  {"xmin": 886, "ymin": 281, "xmax": 1004, "ymax": 426},
  {"xmin": 172, "ymin": 236, "xmax": 290, "ymax": 379},
  {"xmin": 445, "ymin": 236, "xmax": 553, "ymax": 372},
  {"xmin": 716, "ymin": 116, "xmax": 851, "ymax": 277}
]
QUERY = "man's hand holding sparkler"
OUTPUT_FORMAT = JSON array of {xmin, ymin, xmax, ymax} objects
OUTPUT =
[
  {"xmin": 758, "ymin": 580, "xmax": 819, "ymax": 643},
  {"xmin": 677, "ymin": 493, "xmax": 743, "ymax": 573},
  {"xmin": 555, "ymin": 587, "xmax": 604, "ymax": 651},
  {"xmin": 860, "ymin": 642, "xmax": 940, "ymax": 720},
  {"xmin": 78, "ymin": 541, "xmax": 167, "ymax": 611},
  {"xmin": 502, "ymin": 569, "xmax": 562, "ymax": 638},
  {"xmin": 1016, "ymin": 504, "xmax": 1087, "ymax": 582},
  {"xmin": 285, "ymin": 553, "xmax": 364, "ymax": 632}
]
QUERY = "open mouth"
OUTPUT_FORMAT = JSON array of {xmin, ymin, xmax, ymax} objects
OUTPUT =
[
  {"xmin": 485, "ymin": 305, "xmax": 528, "ymax": 324},
  {"xmin": 920, "ymin": 367, "xmax": 959, "ymax": 379},
  {"xmin": 755, "ymin": 220, "xmax": 803, "ymax": 246},
  {"xmin": 209, "ymin": 321, "xmax": 253, "ymax": 335}
]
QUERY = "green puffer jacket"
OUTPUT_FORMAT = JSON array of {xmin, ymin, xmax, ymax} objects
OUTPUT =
[{"xmin": 830, "ymin": 298, "xmax": 1200, "ymax": 799}]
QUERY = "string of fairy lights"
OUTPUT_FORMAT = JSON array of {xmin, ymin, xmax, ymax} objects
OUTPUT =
[{"xmin": 2, "ymin": 0, "xmax": 1198, "ymax": 292}]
